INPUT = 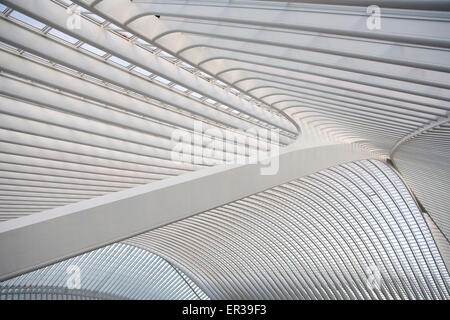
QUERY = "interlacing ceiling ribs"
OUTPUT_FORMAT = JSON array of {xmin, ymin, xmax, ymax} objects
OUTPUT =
[
  {"xmin": 0, "ymin": 242, "xmax": 210, "ymax": 300},
  {"xmin": 392, "ymin": 122, "xmax": 450, "ymax": 260},
  {"xmin": 70, "ymin": 0, "xmax": 450, "ymax": 156},
  {"xmin": 0, "ymin": 0, "xmax": 449, "ymax": 300},
  {"xmin": 1, "ymin": 160, "xmax": 448, "ymax": 299}
]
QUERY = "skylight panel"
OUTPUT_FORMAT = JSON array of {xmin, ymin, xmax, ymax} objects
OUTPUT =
[
  {"xmin": 48, "ymin": 28, "xmax": 78, "ymax": 44},
  {"xmin": 79, "ymin": 0, "xmax": 97, "ymax": 5},
  {"xmin": 106, "ymin": 82, "xmax": 124, "ymax": 92},
  {"xmin": 55, "ymin": 0, "xmax": 74, "ymax": 6},
  {"xmin": 179, "ymin": 61, "xmax": 195, "ymax": 69},
  {"xmin": 135, "ymin": 38, "xmax": 151, "ymax": 46},
  {"xmin": 219, "ymin": 105, "xmax": 229, "ymax": 110},
  {"xmin": 154, "ymin": 76, "xmax": 171, "ymax": 85},
  {"xmin": 215, "ymin": 80, "xmax": 228, "ymax": 88},
  {"xmin": 0, "ymin": 4, "xmax": 7, "ymax": 12},
  {"xmin": 190, "ymin": 92, "xmax": 203, "ymax": 99},
  {"xmin": 106, "ymin": 22, "xmax": 132, "ymax": 38},
  {"xmin": 109, "ymin": 55, "xmax": 131, "ymax": 67},
  {"xmin": 198, "ymin": 71, "xmax": 213, "ymax": 81},
  {"xmin": 205, "ymin": 98, "xmax": 217, "ymax": 105},
  {"xmin": 134, "ymin": 38, "xmax": 159, "ymax": 52},
  {"xmin": 0, "ymin": 41, "xmax": 18, "ymax": 51},
  {"xmin": 84, "ymin": 13, "xmax": 105, "ymax": 24},
  {"xmin": 106, "ymin": 22, "xmax": 121, "ymax": 30},
  {"xmin": 178, "ymin": 61, "xmax": 196, "ymax": 73},
  {"xmin": 173, "ymin": 84, "xmax": 188, "ymax": 93},
  {"xmin": 229, "ymin": 88, "xmax": 240, "ymax": 95},
  {"xmin": 80, "ymin": 43, "xmax": 106, "ymax": 56},
  {"xmin": 77, "ymin": 5, "xmax": 89, "ymax": 14},
  {"xmin": 159, "ymin": 52, "xmax": 176, "ymax": 59},
  {"xmin": 54, "ymin": 63, "xmax": 79, "ymax": 75},
  {"xmin": 133, "ymin": 66, "xmax": 152, "ymax": 77},
  {"xmin": 10, "ymin": 11, "xmax": 46, "ymax": 30},
  {"xmin": 117, "ymin": 31, "xmax": 133, "ymax": 39},
  {"xmin": 24, "ymin": 52, "xmax": 49, "ymax": 64}
]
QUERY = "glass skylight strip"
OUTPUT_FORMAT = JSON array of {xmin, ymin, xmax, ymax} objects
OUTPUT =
[
  {"xmin": 132, "ymin": 66, "xmax": 152, "ymax": 77},
  {"xmin": 80, "ymin": 42, "xmax": 106, "ymax": 57},
  {"xmin": 108, "ymin": 55, "xmax": 130, "ymax": 67},
  {"xmin": 0, "ymin": 41, "xmax": 18, "ymax": 51},
  {"xmin": 55, "ymin": 0, "xmax": 74, "ymax": 6},
  {"xmin": 50, "ymin": 0, "xmax": 291, "ymax": 130},
  {"xmin": 190, "ymin": 92, "xmax": 203, "ymax": 99},
  {"xmin": 0, "ymin": 243, "xmax": 209, "ymax": 300},
  {"xmin": 83, "ymin": 12, "xmax": 105, "ymax": 24},
  {"xmin": 153, "ymin": 76, "xmax": 172, "ymax": 85},
  {"xmin": 1, "ymin": 46, "xmax": 276, "ymax": 148},
  {"xmin": 48, "ymin": 28, "xmax": 78, "ymax": 44},
  {"xmin": 125, "ymin": 160, "xmax": 449, "ymax": 300},
  {"xmin": 205, "ymin": 98, "xmax": 217, "ymax": 105},
  {"xmin": 173, "ymin": 84, "xmax": 188, "ymax": 92}
]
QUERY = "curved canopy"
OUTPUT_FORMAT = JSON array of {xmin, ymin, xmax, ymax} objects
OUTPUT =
[{"xmin": 0, "ymin": 0, "xmax": 449, "ymax": 300}]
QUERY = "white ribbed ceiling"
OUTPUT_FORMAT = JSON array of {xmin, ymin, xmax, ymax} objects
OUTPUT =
[{"xmin": 0, "ymin": 0, "xmax": 449, "ymax": 300}]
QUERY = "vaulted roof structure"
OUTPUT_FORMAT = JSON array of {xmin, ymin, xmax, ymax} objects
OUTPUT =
[{"xmin": 0, "ymin": 0, "xmax": 448, "ymax": 300}]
